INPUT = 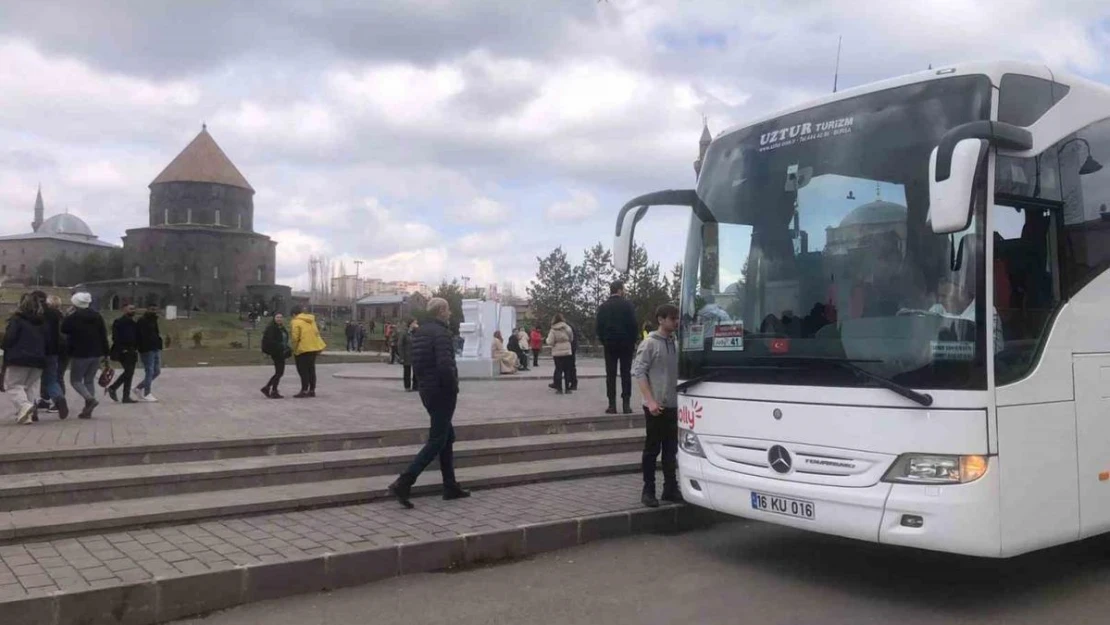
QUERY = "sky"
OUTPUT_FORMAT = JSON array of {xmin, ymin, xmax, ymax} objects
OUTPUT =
[{"xmin": 2, "ymin": 0, "xmax": 1110, "ymax": 293}]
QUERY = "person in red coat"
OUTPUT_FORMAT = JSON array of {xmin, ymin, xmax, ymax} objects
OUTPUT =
[{"xmin": 529, "ymin": 327, "xmax": 543, "ymax": 368}]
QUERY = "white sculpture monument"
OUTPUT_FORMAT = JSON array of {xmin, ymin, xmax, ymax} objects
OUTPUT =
[{"xmin": 457, "ymin": 298, "xmax": 520, "ymax": 378}]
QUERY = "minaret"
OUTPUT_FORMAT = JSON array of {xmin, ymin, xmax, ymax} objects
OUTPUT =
[
  {"xmin": 693, "ymin": 117, "xmax": 712, "ymax": 180},
  {"xmin": 32, "ymin": 185, "xmax": 44, "ymax": 232}
]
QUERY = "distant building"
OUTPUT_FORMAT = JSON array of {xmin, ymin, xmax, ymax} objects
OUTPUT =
[
  {"xmin": 0, "ymin": 187, "xmax": 119, "ymax": 286},
  {"xmin": 81, "ymin": 126, "xmax": 291, "ymax": 311},
  {"xmin": 354, "ymin": 292, "xmax": 427, "ymax": 322}
]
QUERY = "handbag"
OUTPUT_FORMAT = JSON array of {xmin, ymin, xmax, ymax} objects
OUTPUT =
[{"xmin": 97, "ymin": 362, "xmax": 116, "ymax": 388}]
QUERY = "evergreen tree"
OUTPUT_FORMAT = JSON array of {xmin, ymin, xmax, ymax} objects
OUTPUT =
[
  {"xmin": 575, "ymin": 242, "xmax": 614, "ymax": 343},
  {"xmin": 623, "ymin": 242, "xmax": 670, "ymax": 329},
  {"xmin": 669, "ymin": 262, "xmax": 683, "ymax": 304},
  {"xmin": 527, "ymin": 246, "xmax": 580, "ymax": 333},
  {"xmin": 430, "ymin": 279, "xmax": 465, "ymax": 334}
]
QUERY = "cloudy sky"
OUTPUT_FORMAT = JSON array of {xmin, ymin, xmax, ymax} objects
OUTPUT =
[{"xmin": 2, "ymin": 0, "xmax": 1110, "ymax": 292}]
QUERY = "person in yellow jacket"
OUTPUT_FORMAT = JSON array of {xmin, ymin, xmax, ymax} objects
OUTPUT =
[{"xmin": 289, "ymin": 306, "xmax": 326, "ymax": 398}]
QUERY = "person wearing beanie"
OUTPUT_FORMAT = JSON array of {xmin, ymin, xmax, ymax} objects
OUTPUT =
[{"xmin": 61, "ymin": 292, "xmax": 109, "ymax": 418}]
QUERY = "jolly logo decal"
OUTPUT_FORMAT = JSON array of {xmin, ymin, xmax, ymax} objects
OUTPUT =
[{"xmin": 679, "ymin": 400, "xmax": 703, "ymax": 430}]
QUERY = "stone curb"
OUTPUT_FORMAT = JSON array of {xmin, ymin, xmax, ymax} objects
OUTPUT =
[
  {"xmin": 0, "ymin": 413, "xmax": 644, "ymax": 475},
  {"xmin": 0, "ymin": 505, "xmax": 728, "ymax": 625},
  {"xmin": 332, "ymin": 372, "xmax": 608, "ymax": 383}
]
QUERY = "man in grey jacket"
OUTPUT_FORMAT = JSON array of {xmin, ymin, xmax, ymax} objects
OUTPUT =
[{"xmin": 632, "ymin": 303, "xmax": 681, "ymax": 508}]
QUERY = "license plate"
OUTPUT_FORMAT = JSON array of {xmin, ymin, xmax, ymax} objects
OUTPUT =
[{"xmin": 750, "ymin": 491, "xmax": 815, "ymax": 520}]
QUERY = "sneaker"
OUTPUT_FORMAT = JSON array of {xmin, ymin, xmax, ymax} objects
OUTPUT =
[
  {"xmin": 388, "ymin": 479, "xmax": 414, "ymax": 509},
  {"xmin": 293, "ymin": 392, "xmax": 308, "ymax": 398},
  {"xmin": 16, "ymin": 404, "xmax": 34, "ymax": 424},
  {"xmin": 55, "ymin": 397, "xmax": 69, "ymax": 420},
  {"xmin": 548, "ymin": 383, "xmax": 558, "ymax": 390},
  {"xmin": 443, "ymin": 485, "xmax": 471, "ymax": 501},
  {"xmin": 270, "ymin": 391, "xmax": 284, "ymax": 399},
  {"xmin": 107, "ymin": 387, "xmax": 119, "ymax": 403},
  {"xmin": 641, "ymin": 488, "xmax": 660, "ymax": 508},
  {"xmin": 44, "ymin": 401, "xmax": 59, "ymax": 413},
  {"xmin": 605, "ymin": 404, "xmax": 617, "ymax": 415},
  {"xmin": 141, "ymin": 393, "xmax": 158, "ymax": 403},
  {"xmin": 661, "ymin": 485, "xmax": 684, "ymax": 504}
]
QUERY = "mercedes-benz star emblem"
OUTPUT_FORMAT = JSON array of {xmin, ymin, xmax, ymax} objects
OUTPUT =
[
  {"xmin": 773, "ymin": 408, "xmax": 783, "ymax": 420},
  {"xmin": 768, "ymin": 445, "xmax": 792, "ymax": 474}
]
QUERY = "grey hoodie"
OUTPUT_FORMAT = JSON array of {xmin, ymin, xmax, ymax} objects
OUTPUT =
[{"xmin": 632, "ymin": 330, "xmax": 678, "ymax": 409}]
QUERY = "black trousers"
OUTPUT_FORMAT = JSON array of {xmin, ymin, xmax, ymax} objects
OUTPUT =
[
  {"xmin": 109, "ymin": 352, "xmax": 138, "ymax": 398},
  {"xmin": 531, "ymin": 348, "xmax": 540, "ymax": 367},
  {"xmin": 401, "ymin": 391, "xmax": 458, "ymax": 486},
  {"xmin": 294, "ymin": 351, "xmax": 318, "ymax": 392},
  {"xmin": 266, "ymin": 356, "xmax": 285, "ymax": 392},
  {"xmin": 403, "ymin": 365, "xmax": 419, "ymax": 391},
  {"xmin": 552, "ymin": 355, "xmax": 573, "ymax": 391},
  {"xmin": 643, "ymin": 406, "xmax": 678, "ymax": 489},
  {"xmin": 603, "ymin": 341, "xmax": 635, "ymax": 402},
  {"xmin": 511, "ymin": 347, "xmax": 528, "ymax": 369}
]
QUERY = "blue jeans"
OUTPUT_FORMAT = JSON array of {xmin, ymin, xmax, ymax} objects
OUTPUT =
[
  {"xmin": 43, "ymin": 355, "xmax": 65, "ymax": 400},
  {"xmin": 137, "ymin": 350, "xmax": 162, "ymax": 395},
  {"xmin": 69, "ymin": 357, "xmax": 100, "ymax": 402}
]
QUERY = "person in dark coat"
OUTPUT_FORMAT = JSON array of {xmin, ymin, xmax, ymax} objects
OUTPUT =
[
  {"xmin": 107, "ymin": 304, "xmax": 140, "ymax": 404},
  {"xmin": 3, "ymin": 293, "xmax": 46, "ymax": 424},
  {"xmin": 39, "ymin": 294, "xmax": 70, "ymax": 419},
  {"xmin": 134, "ymin": 305, "xmax": 163, "ymax": 402},
  {"xmin": 595, "ymin": 280, "xmax": 639, "ymax": 414},
  {"xmin": 260, "ymin": 313, "xmax": 291, "ymax": 399},
  {"xmin": 344, "ymin": 321, "xmax": 356, "ymax": 352},
  {"xmin": 507, "ymin": 327, "xmax": 528, "ymax": 371},
  {"xmin": 60, "ymin": 292, "xmax": 108, "ymax": 418},
  {"xmin": 398, "ymin": 318, "xmax": 419, "ymax": 391},
  {"xmin": 388, "ymin": 298, "xmax": 468, "ymax": 508}
]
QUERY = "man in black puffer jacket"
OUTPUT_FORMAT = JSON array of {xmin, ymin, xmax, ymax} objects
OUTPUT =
[
  {"xmin": 388, "ymin": 297, "xmax": 469, "ymax": 508},
  {"xmin": 596, "ymin": 280, "xmax": 639, "ymax": 414},
  {"xmin": 61, "ymin": 292, "xmax": 109, "ymax": 418}
]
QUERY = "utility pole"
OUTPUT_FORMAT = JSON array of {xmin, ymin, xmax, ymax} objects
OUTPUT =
[
  {"xmin": 353, "ymin": 260, "xmax": 363, "ymax": 277},
  {"xmin": 461, "ymin": 275, "xmax": 470, "ymax": 296},
  {"xmin": 833, "ymin": 35, "xmax": 842, "ymax": 93}
]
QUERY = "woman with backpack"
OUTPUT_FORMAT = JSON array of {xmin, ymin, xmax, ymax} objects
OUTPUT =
[
  {"xmin": 2, "ymin": 293, "xmax": 47, "ymax": 424},
  {"xmin": 260, "ymin": 312, "xmax": 291, "ymax": 399}
]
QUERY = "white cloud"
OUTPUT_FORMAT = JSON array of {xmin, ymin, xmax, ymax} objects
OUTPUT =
[
  {"xmin": 455, "ymin": 229, "xmax": 512, "ymax": 256},
  {"xmin": 448, "ymin": 196, "xmax": 509, "ymax": 225},
  {"xmin": 545, "ymin": 189, "xmax": 599, "ymax": 221}
]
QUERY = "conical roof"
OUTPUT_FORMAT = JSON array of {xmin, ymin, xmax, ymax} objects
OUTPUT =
[{"xmin": 150, "ymin": 126, "xmax": 254, "ymax": 191}]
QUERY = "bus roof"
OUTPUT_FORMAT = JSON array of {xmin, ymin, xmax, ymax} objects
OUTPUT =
[{"xmin": 714, "ymin": 60, "xmax": 1102, "ymax": 143}]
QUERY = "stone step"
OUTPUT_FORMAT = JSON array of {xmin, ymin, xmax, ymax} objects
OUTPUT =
[
  {"xmin": 0, "ymin": 413, "xmax": 644, "ymax": 475},
  {"xmin": 0, "ymin": 430, "xmax": 644, "ymax": 511},
  {"xmin": 0, "ymin": 473, "xmax": 724, "ymax": 625},
  {"xmin": 0, "ymin": 452, "xmax": 641, "ymax": 542}
]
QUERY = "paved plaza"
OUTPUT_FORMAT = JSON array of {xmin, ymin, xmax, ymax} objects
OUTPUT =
[{"xmin": 0, "ymin": 360, "xmax": 640, "ymax": 453}]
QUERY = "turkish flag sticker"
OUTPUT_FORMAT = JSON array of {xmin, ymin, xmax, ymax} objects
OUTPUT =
[{"xmin": 770, "ymin": 338, "xmax": 790, "ymax": 354}]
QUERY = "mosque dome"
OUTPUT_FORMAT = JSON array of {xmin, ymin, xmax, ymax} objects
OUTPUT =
[
  {"xmin": 39, "ymin": 213, "xmax": 95, "ymax": 238},
  {"xmin": 839, "ymin": 200, "xmax": 907, "ymax": 227}
]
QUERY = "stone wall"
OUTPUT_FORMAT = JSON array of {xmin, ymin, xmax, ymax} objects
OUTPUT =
[
  {"xmin": 148, "ymin": 181, "xmax": 255, "ymax": 231},
  {"xmin": 122, "ymin": 227, "xmax": 277, "ymax": 312},
  {"xmin": 0, "ymin": 237, "xmax": 117, "ymax": 284}
]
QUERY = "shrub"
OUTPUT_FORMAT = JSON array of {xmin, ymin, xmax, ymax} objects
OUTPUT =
[
  {"xmin": 191, "ymin": 330, "xmax": 203, "ymax": 348},
  {"xmin": 228, "ymin": 341, "xmax": 244, "ymax": 349}
]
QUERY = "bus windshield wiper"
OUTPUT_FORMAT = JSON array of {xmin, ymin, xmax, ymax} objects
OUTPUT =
[
  {"xmin": 819, "ymin": 358, "xmax": 934, "ymax": 407},
  {"xmin": 676, "ymin": 370, "xmax": 720, "ymax": 392}
]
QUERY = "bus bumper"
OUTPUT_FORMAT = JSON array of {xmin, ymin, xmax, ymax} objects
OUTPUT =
[{"xmin": 679, "ymin": 452, "xmax": 1003, "ymax": 557}]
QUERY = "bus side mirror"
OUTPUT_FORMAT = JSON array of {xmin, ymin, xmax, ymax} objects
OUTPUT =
[
  {"xmin": 614, "ymin": 205, "xmax": 647, "ymax": 273},
  {"xmin": 928, "ymin": 120, "xmax": 1033, "ymax": 234},
  {"xmin": 928, "ymin": 139, "xmax": 985, "ymax": 234}
]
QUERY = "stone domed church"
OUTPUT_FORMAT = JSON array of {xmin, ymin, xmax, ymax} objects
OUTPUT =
[{"xmin": 82, "ymin": 126, "xmax": 291, "ymax": 312}]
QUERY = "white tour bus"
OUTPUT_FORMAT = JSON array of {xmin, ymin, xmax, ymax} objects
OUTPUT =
[{"xmin": 613, "ymin": 61, "xmax": 1110, "ymax": 557}]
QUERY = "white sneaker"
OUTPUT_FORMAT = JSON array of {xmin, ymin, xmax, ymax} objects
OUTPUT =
[
  {"xmin": 16, "ymin": 404, "xmax": 34, "ymax": 424},
  {"xmin": 142, "ymin": 393, "xmax": 158, "ymax": 403}
]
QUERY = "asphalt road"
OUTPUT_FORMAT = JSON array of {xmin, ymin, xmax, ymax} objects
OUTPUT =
[{"xmin": 174, "ymin": 520, "xmax": 1110, "ymax": 625}]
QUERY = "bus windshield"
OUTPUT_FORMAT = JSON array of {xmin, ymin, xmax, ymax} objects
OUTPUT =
[{"xmin": 683, "ymin": 75, "xmax": 992, "ymax": 390}]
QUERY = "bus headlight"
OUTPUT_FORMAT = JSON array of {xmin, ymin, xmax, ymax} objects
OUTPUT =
[
  {"xmin": 882, "ymin": 454, "xmax": 988, "ymax": 484},
  {"xmin": 679, "ymin": 429, "xmax": 705, "ymax": 457}
]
